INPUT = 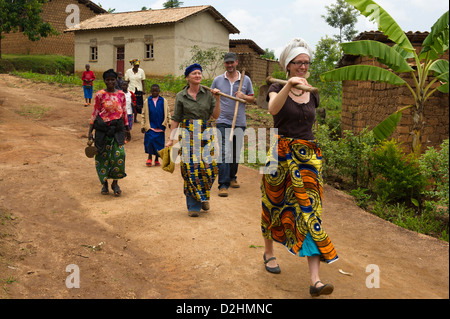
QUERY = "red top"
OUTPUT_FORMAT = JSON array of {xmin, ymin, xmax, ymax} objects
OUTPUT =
[{"xmin": 82, "ymin": 70, "xmax": 95, "ymax": 86}]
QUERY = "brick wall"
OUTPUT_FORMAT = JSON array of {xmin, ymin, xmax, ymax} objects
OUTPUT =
[
  {"xmin": 341, "ymin": 52, "xmax": 449, "ymax": 153},
  {"xmin": 1, "ymin": 0, "xmax": 103, "ymax": 56},
  {"xmin": 235, "ymin": 53, "xmax": 280, "ymax": 86}
]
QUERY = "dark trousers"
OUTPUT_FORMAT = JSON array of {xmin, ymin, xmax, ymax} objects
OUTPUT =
[{"xmin": 216, "ymin": 123, "xmax": 245, "ymax": 190}]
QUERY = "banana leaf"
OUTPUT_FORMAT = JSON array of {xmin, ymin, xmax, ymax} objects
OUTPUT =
[
  {"xmin": 420, "ymin": 11, "xmax": 449, "ymax": 60},
  {"xmin": 437, "ymin": 82, "xmax": 449, "ymax": 93},
  {"xmin": 320, "ymin": 65, "xmax": 406, "ymax": 86},
  {"xmin": 341, "ymin": 40, "xmax": 414, "ymax": 73},
  {"xmin": 372, "ymin": 112, "xmax": 403, "ymax": 141},
  {"xmin": 429, "ymin": 59, "xmax": 449, "ymax": 82},
  {"xmin": 345, "ymin": 0, "xmax": 415, "ymax": 52}
]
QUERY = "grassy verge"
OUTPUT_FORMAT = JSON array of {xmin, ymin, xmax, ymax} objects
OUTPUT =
[{"xmin": 1, "ymin": 54, "xmax": 74, "ymax": 74}]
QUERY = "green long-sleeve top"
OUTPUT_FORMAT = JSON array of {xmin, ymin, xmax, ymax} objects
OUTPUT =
[{"xmin": 171, "ymin": 85, "xmax": 216, "ymax": 123}]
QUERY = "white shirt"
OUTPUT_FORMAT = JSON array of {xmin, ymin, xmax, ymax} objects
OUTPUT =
[
  {"xmin": 124, "ymin": 92, "xmax": 133, "ymax": 115},
  {"xmin": 124, "ymin": 68, "xmax": 145, "ymax": 92}
]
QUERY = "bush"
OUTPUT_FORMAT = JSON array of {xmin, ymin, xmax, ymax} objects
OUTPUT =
[
  {"xmin": 419, "ymin": 139, "xmax": 449, "ymax": 216},
  {"xmin": 369, "ymin": 139, "xmax": 427, "ymax": 205},
  {"xmin": 316, "ymin": 125, "xmax": 379, "ymax": 188},
  {"xmin": 0, "ymin": 59, "xmax": 15, "ymax": 73}
]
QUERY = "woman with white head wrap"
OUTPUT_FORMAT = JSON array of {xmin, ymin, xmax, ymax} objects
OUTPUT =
[{"xmin": 261, "ymin": 38, "xmax": 338, "ymax": 297}]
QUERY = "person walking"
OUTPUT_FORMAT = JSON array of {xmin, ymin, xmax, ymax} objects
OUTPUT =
[
  {"xmin": 165, "ymin": 64, "xmax": 221, "ymax": 217},
  {"xmin": 261, "ymin": 38, "xmax": 338, "ymax": 297},
  {"xmin": 82, "ymin": 64, "xmax": 95, "ymax": 106},
  {"xmin": 141, "ymin": 84, "xmax": 171, "ymax": 167},
  {"xmin": 88, "ymin": 69, "xmax": 131, "ymax": 196},
  {"xmin": 211, "ymin": 52, "xmax": 255, "ymax": 197},
  {"xmin": 124, "ymin": 59, "xmax": 146, "ymax": 123}
]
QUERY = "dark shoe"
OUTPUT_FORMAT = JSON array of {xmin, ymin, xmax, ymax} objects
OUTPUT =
[
  {"xmin": 111, "ymin": 183, "xmax": 122, "ymax": 197},
  {"xmin": 310, "ymin": 281, "xmax": 334, "ymax": 297},
  {"xmin": 101, "ymin": 182, "xmax": 109, "ymax": 195},
  {"xmin": 201, "ymin": 201, "xmax": 210, "ymax": 211},
  {"xmin": 188, "ymin": 211, "xmax": 199, "ymax": 217},
  {"xmin": 263, "ymin": 253, "xmax": 281, "ymax": 274}
]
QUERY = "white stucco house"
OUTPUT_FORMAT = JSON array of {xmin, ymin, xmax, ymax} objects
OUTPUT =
[{"xmin": 65, "ymin": 5, "xmax": 239, "ymax": 78}]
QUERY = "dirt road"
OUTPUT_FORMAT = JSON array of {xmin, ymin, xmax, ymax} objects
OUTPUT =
[{"xmin": 0, "ymin": 74, "xmax": 448, "ymax": 299}]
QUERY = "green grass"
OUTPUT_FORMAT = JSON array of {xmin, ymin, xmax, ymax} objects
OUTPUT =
[{"xmin": 1, "ymin": 54, "xmax": 74, "ymax": 74}]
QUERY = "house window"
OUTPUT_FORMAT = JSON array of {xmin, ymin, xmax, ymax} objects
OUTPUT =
[
  {"xmin": 90, "ymin": 46, "xmax": 98, "ymax": 61},
  {"xmin": 145, "ymin": 43, "xmax": 154, "ymax": 59},
  {"xmin": 144, "ymin": 35, "xmax": 154, "ymax": 60}
]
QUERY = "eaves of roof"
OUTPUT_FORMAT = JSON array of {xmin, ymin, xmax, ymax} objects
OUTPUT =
[{"xmin": 65, "ymin": 5, "xmax": 239, "ymax": 34}]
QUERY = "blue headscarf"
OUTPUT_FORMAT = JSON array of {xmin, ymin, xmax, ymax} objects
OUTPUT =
[{"xmin": 184, "ymin": 63, "xmax": 202, "ymax": 77}]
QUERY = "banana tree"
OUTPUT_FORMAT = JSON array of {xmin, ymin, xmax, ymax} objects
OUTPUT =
[{"xmin": 320, "ymin": 0, "xmax": 449, "ymax": 155}]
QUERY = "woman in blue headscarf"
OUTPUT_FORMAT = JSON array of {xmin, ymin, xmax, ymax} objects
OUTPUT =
[{"xmin": 166, "ymin": 64, "xmax": 221, "ymax": 217}]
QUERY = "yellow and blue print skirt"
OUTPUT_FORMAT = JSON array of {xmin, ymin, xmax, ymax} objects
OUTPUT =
[
  {"xmin": 95, "ymin": 137, "xmax": 127, "ymax": 184},
  {"xmin": 179, "ymin": 119, "xmax": 218, "ymax": 202},
  {"xmin": 261, "ymin": 137, "xmax": 338, "ymax": 264}
]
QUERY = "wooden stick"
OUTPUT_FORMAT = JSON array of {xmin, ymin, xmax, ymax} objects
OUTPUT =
[
  {"xmin": 200, "ymin": 85, "xmax": 247, "ymax": 104},
  {"xmin": 229, "ymin": 69, "xmax": 246, "ymax": 142},
  {"xmin": 266, "ymin": 76, "xmax": 319, "ymax": 94}
]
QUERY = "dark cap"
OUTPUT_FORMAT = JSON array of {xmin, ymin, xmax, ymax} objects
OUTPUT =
[{"xmin": 224, "ymin": 52, "xmax": 237, "ymax": 62}]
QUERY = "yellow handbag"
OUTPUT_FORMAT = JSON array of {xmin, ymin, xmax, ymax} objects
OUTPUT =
[{"xmin": 158, "ymin": 146, "xmax": 175, "ymax": 173}]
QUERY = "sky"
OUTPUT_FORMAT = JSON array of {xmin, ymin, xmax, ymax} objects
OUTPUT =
[{"xmin": 98, "ymin": 0, "xmax": 449, "ymax": 58}]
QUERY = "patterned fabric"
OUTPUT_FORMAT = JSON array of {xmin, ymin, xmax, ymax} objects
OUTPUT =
[
  {"xmin": 90, "ymin": 90, "xmax": 128, "ymax": 126},
  {"xmin": 95, "ymin": 136, "xmax": 127, "ymax": 183},
  {"xmin": 261, "ymin": 137, "xmax": 338, "ymax": 264},
  {"xmin": 179, "ymin": 119, "xmax": 218, "ymax": 203}
]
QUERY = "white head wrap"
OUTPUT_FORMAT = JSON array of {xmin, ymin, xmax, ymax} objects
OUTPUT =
[{"xmin": 279, "ymin": 38, "xmax": 313, "ymax": 72}]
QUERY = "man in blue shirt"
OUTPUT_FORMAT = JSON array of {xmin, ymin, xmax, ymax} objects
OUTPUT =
[{"xmin": 211, "ymin": 52, "xmax": 255, "ymax": 197}]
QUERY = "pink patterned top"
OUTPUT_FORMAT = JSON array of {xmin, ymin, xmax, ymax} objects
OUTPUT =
[{"xmin": 90, "ymin": 89, "xmax": 129, "ymax": 126}]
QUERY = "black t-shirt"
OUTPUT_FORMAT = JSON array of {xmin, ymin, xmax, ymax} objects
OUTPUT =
[{"xmin": 267, "ymin": 83, "xmax": 319, "ymax": 140}]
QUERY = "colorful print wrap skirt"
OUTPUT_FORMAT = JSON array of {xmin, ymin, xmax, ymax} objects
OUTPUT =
[
  {"xmin": 261, "ymin": 137, "xmax": 338, "ymax": 264},
  {"xmin": 179, "ymin": 119, "xmax": 218, "ymax": 203},
  {"xmin": 95, "ymin": 136, "xmax": 127, "ymax": 184}
]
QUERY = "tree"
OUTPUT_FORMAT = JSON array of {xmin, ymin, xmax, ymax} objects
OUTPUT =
[
  {"xmin": 309, "ymin": 36, "xmax": 342, "ymax": 99},
  {"xmin": 320, "ymin": 0, "xmax": 449, "ymax": 155},
  {"xmin": 322, "ymin": 0, "xmax": 360, "ymax": 43},
  {"xmin": 261, "ymin": 48, "xmax": 276, "ymax": 60},
  {"xmin": 163, "ymin": 0, "xmax": 184, "ymax": 8},
  {"xmin": 0, "ymin": 0, "xmax": 58, "ymax": 59},
  {"xmin": 180, "ymin": 45, "xmax": 226, "ymax": 79}
]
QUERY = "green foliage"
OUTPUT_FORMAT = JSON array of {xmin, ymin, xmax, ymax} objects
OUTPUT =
[
  {"xmin": 321, "ymin": 0, "xmax": 449, "ymax": 154},
  {"xmin": 0, "ymin": 0, "xmax": 59, "ymax": 58},
  {"xmin": 4, "ymin": 54, "xmax": 74, "ymax": 74},
  {"xmin": 316, "ymin": 125, "xmax": 379, "ymax": 188},
  {"xmin": 322, "ymin": 0, "xmax": 360, "ymax": 43},
  {"xmin": 179, "ymin": 45, "xmax": 226, "ymax": 79},
  {"xmin": 369, "ymin": 139, "xmax": 426, "ymax": 205},
  {"xmin": 419, "ymin": 139, "xmax": 449, "ymax": 216},
  {"xmin": 163, "ymin": 0, "xmax": 184, "ymax": 8}
]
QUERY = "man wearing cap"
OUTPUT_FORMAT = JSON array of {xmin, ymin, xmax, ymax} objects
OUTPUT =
[{"xmin": 211, "ymin": 52, "xmax": 255, "ymax": 197}]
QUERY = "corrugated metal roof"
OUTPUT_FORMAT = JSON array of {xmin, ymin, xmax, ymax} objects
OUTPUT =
[{"xmin": 65, "ymin": 5, "xmax": 239, "ymax": 34}]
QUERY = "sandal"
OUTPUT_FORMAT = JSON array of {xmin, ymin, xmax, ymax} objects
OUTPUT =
[
  {"xmin": 309, "ymin": 281, "xmax": 334, "ymax": 297},
  {"xmin": 146, "ymin": 159, "xmax": 152, "ymax": 167},
  {"xmin": 101, "ymin": 182, "xmax": 109, "ymax": 195},
  {"xmin": 263, "ymin": 253, "xmax": 281, "ymax": 274},
  {"xmin": 154, "ymin": 160, "xmax": 161, "ymax": 166},
  {"xmin": 111, "ymin": 183, "xmax": 122, "ymax": 197}
]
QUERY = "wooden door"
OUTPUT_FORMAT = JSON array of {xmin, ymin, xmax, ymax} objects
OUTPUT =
[{"xmin": 116, "ymin": 47, "xmax": 125, "ymax": 74}]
